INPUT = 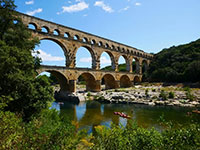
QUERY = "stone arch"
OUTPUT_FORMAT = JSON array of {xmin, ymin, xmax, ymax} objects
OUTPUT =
[
  {"xmin": 120, "ymin": 75, "xmax": 132, "ymax": 88},
  {"xmin": 98, "ymin": 41, "xmax": 103, "ymax": 47},
  {"xmin": 117, "ymin": 55, "xmax": 130, "ymax": 72},
  {"xmin": 91, "ymin": 39, "xmax": 96, "ymax": 45},
  {"xmin": 64, "ymin": 32, "xmax": 70, "ymax": 38},
  {"xmin": 132, "ymin": 57, "xmax": 139, "ymax": 73},
  {"xmin": 111, "ymin": 45, "xmax": 115, "ymax": 50},
  {"xmin": 38, "ymin": 70, "xmax": 70, "ymax": 92},
  {"xmin": 82, "ymin": 37, "xmax": 88, "ymax": 43},
  {"xmin": 41, "ymin": 26, "xmax": 50, "ymax": 33},
  {"xmin": 53, "ymin": 29, "xmax": 60, "ymax": 36},
  {"xmin": 73, "ymin": 35, "xmax": 79, "ymax": 40},
  {"xmin": 100, "ymin": 51, "xmax": 115, "ymax": 70},
  {"xmin": 142, "ymin": 59, "xmax": 148, "ymax": 73},
  {"xmin": 102, "ymin": 74, "xmax": 116, "ymax": 89},
  {"xmin": 75, "ymin": 45, "xmax": 96, "ymax": 69},
  {"xmin": 105, "ymin": 43, "xmax": 109, "ymax": 49},
  {"xmin": 78, "ymin": 73, "xmax": 98, "ymax": 92},
  {"xmin": 130, "ymin": 50, "xmax": 132, "ymax": 54},
  {"xmin": 38, "ymin": 37, "xmax": 69, "ymax": 66},
  {"xmin": 28, "ymin": 22, "xmax": 37, "ymax": 30},
  {"xmin": 117, "ymin": 47, "xmax": 120, "ymax": 52},
  {"xmin": 134, "ymin": 76, "xmax": 141, "ymax": 84}
]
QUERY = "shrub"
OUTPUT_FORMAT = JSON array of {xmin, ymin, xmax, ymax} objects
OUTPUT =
[
  {"xmin": 162, "ymin": 124, "xmax": 200, "ymax": 150},
  {"xmin": 87, "ymin": 92, "xmax": 91, "ymax": 97},
  {"xmin": 21, "ymin": 109, "xmax": 85, "ymax": 149},
  {"xmin": 0, "ymin": 111, "xmax": 24, "ymax": 150},
  {"xmin": 152, "ymin": 89, "xmax": 156, "ymax": 92},
  {"xmin": 90, "ymin": 121, "xmax": 200, "ymax": 150},
  {"xmin": 159, "ymin": 90, "xmax": 168, "ymax": 100},
  {"xmin": 92, "ymin": 122, "xmax": 162, "ymax": 150},
  {"xmin": 168, "ymin": 91, "xmax": 175, "ymax": 99},
  {"xmin": 185, "ymin": 87, "xmax": 195, "ymax": 101}
]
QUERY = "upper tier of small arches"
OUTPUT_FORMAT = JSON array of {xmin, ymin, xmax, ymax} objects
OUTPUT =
[{"xmin": 23, "ymin": 13, "xmax": 153, "ymax": 60}]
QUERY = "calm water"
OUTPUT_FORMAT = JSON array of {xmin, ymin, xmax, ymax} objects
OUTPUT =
[{"xmin": 51, "ymin": 101, "xmax": 200, "ymax": 132}]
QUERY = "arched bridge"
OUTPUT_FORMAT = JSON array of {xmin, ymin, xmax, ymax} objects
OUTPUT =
[
  {"xmin": 17, "ymin": 12, "xmax": 153, "ymax": 93},
  {"xmin": 37, "ymin": 65, "xmax": 142, "ymax": 93}
]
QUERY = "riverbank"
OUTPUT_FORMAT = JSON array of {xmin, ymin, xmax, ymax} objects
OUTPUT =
[{"xmin": 74, "ymin": 83, "xmax": 200, "ymax": 107}]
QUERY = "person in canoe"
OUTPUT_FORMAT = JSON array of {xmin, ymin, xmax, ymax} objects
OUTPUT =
[{"xmin": 113, "ymin": 111, "xmax": 131, "ymax": 119}]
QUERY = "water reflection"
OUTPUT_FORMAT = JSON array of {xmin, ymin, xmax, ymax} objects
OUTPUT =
[{"xmin": 51, "ymin": 101, "xmax": 200, "ymax": 132}]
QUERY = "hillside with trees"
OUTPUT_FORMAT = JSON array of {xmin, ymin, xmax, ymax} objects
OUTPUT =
[{"xmin": 147, "ymin": 39, "xmax": 200, "ymax": 83}]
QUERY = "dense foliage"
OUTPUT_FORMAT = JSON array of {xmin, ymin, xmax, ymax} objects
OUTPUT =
[
  {"xmin": 147, "ymin": 39, "xmax": 200, "ymax": 82},
  {"xmin": 91, "ymin": 122, "xmax": 200, "ymax": 150},
  {"xmin": 0, "ymin": 0, "xmax": 54, "ymax": 120},
  {"xmin": 0, "ymin": 109, "xmax": 87, "ymax": 149},
  {"xmin": 1, "ymin": 112, "xmax": 200, "ymax": 150}
]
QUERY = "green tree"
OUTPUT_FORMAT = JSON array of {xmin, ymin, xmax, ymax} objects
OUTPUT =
[
  {"xmin": 49, "ymin": 73, "xmax": 58, "ymax": 84},
  {"xmin": 184, "ymin": 60, "xmax": 200, "ymax": 82},
  {"xmin": 147, "ymin": 39, "xmax": 200, "ymax": 82},
  {"xmin": 0, "ymin": 0, "xmax": 54, "ymax": 121}
]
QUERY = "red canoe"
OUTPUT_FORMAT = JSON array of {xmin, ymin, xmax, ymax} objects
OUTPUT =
[{"xmin": 114, "ymin": 112, "xmax": 131, "ymax": 119}]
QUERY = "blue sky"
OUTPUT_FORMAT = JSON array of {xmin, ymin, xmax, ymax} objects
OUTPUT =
[{"xmin": 15, "ymin": 0, "xmax": 200, "ymax": 68}]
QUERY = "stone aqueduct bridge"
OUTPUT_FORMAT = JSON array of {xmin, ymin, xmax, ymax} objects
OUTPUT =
[{"xmin": 18, "ymin": 12, "xmax": 153, "ymax": 93}]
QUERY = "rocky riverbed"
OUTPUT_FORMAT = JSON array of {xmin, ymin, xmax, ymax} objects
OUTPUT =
[
  {"xmin": 54, "ymin": 83, "xmax": 200, "ymax": 107},
  {"xmin": 75, "ymin": 84, "xmax": 200, "ymax": 107}
]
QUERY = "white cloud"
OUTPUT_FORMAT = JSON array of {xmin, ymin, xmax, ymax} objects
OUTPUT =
[
  {"xmin": 80, "ymin": 57, "xmax": 92, "ymax": 63},
  {"xmin": 25, "ymin": 0, "xmax": 34, "ymax": 5},
  {"xmin": 83, "ymin": 14, "xmax": 88, "ymax": 17},
  {"xmin": 58, "ymin": 1, "xmax": 89, "ymax": 14},
  {"xmin": 119, "ymin": 6, "xmax": 130, "ymax": 12},
  {"xmin": 100, "ymin": 56, "xmax": 111, "ymax": 64},
  {"xmin": 135, "ymin": 2, "xmax": 141, "ymax": 6},
  {"xmin": 94, "ymin": 1, "xmax": 114, "ymax": 13},
  {"xmin": 33, "ymin": 49, "xmax": 65, "ymax": 61},
  {"xmin": 26, "ymin": 8, "xmax": 43, "ymax": 16}
]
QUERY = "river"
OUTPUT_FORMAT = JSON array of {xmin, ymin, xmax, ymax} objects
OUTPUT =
[{"xmin": 51, "ymin": 100, "xmax": 200, "ymax": 133}]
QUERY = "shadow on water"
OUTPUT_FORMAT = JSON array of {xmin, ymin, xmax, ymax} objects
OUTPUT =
[
  {"xmin": 54, "ymin": 91, "xmax": 80, "ymax": 105},
  {"xmin": 51, "ymin": 100, "xmax": 200, "ymax": 133}
]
